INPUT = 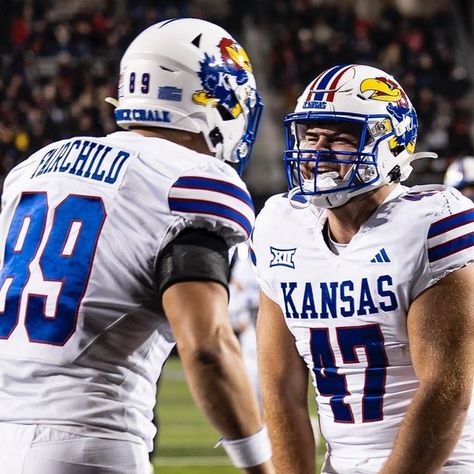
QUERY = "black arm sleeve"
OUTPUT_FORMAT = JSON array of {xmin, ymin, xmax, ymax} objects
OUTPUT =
[{"xmin": 155, "ymin": 228, "xmax": 230, "ymax": 298}]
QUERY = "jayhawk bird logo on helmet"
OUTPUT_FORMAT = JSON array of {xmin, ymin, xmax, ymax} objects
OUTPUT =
[
  {"xmin": 359, "ymin": 76, "xmax": 417, "ymax": 156},
  {"xmin": 192, "ymin": 38, "xmax": 252, "ymax": 120}
]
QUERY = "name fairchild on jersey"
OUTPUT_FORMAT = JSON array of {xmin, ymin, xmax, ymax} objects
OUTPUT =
[
  {"xmin": 280, "ymin": 274, "xmax": 399, "ymax": 319},
  {"xmin": 30, "ymin": 138, "xmax": 131, "ymax": 185}
]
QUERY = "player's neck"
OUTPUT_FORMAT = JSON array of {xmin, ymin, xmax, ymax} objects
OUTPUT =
[
  {"xmin": 326, "ymin": 184, "xmax": 397, "ymax": 244},
  {"xmin": 129, "ymin": 127, "xmax": 213, "ymax": 156}
]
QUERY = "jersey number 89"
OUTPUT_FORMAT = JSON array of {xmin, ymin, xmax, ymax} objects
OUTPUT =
[{"xmin": 0, "ymin": 192, "xmax": 105, "ymax": 345}]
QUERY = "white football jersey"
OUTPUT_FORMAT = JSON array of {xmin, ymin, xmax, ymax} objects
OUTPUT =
[
  {"xmin": 0, "ymin": 131, "xmax": 254, "ymax": 450},
  {"xmin": 252, "ymin": 185, "xmax": 474, "ymax": 471}
]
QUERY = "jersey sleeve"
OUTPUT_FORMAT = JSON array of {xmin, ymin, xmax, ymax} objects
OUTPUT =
[
  {"xmin": 167, "ymin": 160, "xmax": 255, "ymax": 248},
  {"xmin": 411, "ymin": 187, "xmax": 474, "ymax": 299}
]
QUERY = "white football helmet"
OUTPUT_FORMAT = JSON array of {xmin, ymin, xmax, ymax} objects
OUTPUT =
[
  {"xmin": 283, "ymin": 64, "xmax": 437, "ymax": 208},
  {"xmin": 444, "ymin": 156, "xmax": 474, "ymax": 200},
  {"xmin": 106, "ymin": 18, "xmax": 263, "ymax": 174}
]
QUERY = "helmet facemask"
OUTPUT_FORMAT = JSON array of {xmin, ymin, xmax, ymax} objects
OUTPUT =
[
  {"xmin": 285, "ymin": 114, "xmax": 385, "ymax": 207},
  {"xmin": 210, "ymin": 76, "xmax": 263, "ymax": 175}
]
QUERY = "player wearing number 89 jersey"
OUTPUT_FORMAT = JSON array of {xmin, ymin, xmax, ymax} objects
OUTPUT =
[
  {"xmin": 253, "ymin": 65, "xmax": 474, "ymax": 474},
  {"xmin": 0, "ymin": 18, "xmax": 273, "ymax": 474}
]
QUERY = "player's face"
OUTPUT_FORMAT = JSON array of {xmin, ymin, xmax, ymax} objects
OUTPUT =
[{"xmin": 297, "ymin": 121, "xmax": 361, "ymax": 180}]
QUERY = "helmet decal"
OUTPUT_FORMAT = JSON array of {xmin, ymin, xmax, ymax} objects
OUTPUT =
[
  {"xmin": 359, "ymin": 76, "xmax": 417, "ymax": 155},
  {"xmin": 218, "ymin": 38, "xmax": 253, "ymax": 75},
  {"xmin": 304, "ymin": 64, "xmax": 354, "ymax": 104},
  {"xmin": 360, "ymin": 77, "xmax": 403, "ymax": 102},
  {"xmin": 387, "ymin": 103, "xmax": 418, "ymax": 155},
  {"xmin": 192, "ymin": 38, "xmax": 251, "ymax": 119}
]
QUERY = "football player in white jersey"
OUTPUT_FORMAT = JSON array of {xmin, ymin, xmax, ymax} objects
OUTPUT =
[
  {"xmin": 444, "ymin": 156, "xmax": 474, "ymax": 201},
  {"xmin": 252, "ymin": 64, "xmax": 474, "ymax": 473},
  {"xmin": 0, "ymin": 18, "xmax": 274, "ymax": 474}
]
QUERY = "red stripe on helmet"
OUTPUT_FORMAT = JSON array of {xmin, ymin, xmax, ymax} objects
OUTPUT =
[
  {"xmin": 325, "ymin": 65, "xmax": 352, "ymax": 102},
  {"xmin": 305, "ymin": 71, "xmax": 325, "ymax": 101}
]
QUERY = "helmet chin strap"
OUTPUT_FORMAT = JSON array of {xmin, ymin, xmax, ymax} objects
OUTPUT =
[
  {"xmin": 209, "ymin": 140, "xmax": 223, "ymax": 160},
  {"xmin": 325, "ymin": 151, "xmax": 439, "ymax": 205},
  {"xmin": 287, "ymin": 187, "xmax": 311, "ymax": 209},
  {"xmin": 288, "ymin": 173, "xmax": 341, "ymax": 209},
  {"xmin": 310, "ymin": 190, "xmax": 351, "ymax": 209}
]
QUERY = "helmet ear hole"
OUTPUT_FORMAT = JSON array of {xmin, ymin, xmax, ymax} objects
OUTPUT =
[
  {"xmin": 191, "ymin": 34, "xmax": 202, "ymax": 47},
  {"xmin": 391, "ymin": 144, "xmax": 405, "ymax": 157},
  {"xmin": 209, "ymin": 127, "xmax": 224, "ymax": 147}
]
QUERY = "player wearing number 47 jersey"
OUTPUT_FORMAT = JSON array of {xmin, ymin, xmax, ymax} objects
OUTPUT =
[
  {"xmin": 253, "ymin": 64, "xmax": 474, "ymax": 474},
  {"xmin": 0, "ymin": 18, "xmax": 274, "ymax": 474}
]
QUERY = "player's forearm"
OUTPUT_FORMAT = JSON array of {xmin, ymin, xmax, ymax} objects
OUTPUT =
[
  {"xmin": 381, "ymin": 383, "xmax": 471, "ymax": 474},
  {"xmin": 179, "ymin": 333, "xmax": 275, "ymax": 473},
  {"xmin": 264, "ymin": 396, "xmax": 315, "ymax": 473},
  {"xmin": 177, "ymin": 326, "xmax": 263, "ymax": 440},
  {"xmin": 164, "ymin": 281, "xmax": 264, "ymax": 439}
]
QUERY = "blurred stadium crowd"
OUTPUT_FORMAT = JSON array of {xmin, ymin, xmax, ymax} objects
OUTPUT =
[{"xmin": 1, "ymin": 0, "xmax": 473, "ymax": 199}]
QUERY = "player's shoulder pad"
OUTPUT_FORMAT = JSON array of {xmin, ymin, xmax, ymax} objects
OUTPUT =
[
  {"xmin": 252, "ymin": 192, "xmax": 319, "ymax": 260},
  {"xmin": 255, "ymin": 192, "xmax": 320, "ymax": 229},
  {"xmin": 257, "ymin": 193, "xmax": 286, "ymax": 215},
  {"xmin": 399, "ymin": 184, "xmax": 449, "ymax": 201},
  {"xmin": 254, "ymin": 193, "xmax": 287, "ymax": 235},
  {"xmin": 401, "ymin": 184, "xmax": 472, "ymax": 211},
  {"xmin": 168, "ymin": 159, "xmax": 255, "ymax": 246},
  {"xmin": 2, "ymin": 139, "xmax": 69, "ymax": 193},
  {"xmin": 398, "ymin": 184, "xmax": 470, "ymax": 215},
  {"xmin": 251, "ymin": 194, "xmax": 284, "ymax": 260}
]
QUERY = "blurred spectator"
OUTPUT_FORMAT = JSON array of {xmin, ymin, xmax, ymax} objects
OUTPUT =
[
  {"xmin": 0, "ymin": 0, "xmax": 244, "ymax": 193},
  {"xmin": 265, "ymin": 1, "xmax": 473, "ymax": 184},
  {"xmin": 444, "ymin": 156, "xmax": 474, "ymax": 201}
]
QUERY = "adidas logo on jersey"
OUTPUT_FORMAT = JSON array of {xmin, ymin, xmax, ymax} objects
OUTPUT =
[{"xmin": 371, "ymin": 248, "xmax": 391, "ymax": 263}]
